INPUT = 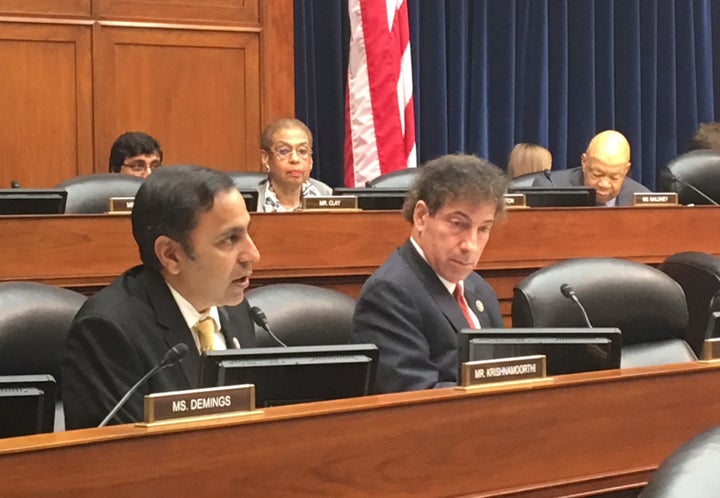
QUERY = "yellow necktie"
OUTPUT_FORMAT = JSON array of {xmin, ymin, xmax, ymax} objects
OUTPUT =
[{"xmin": 195, "ymin": 317, "xmax": 216, "ymax": 352}]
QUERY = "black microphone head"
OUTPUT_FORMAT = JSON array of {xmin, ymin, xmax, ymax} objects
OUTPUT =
[
  {"xmin": 160, "ymin": 343, "xmax": 189, "ymax": 367},
  {"xmin": 560, "ymin": 283, "xmax": 575, "ymax": 299},
  {"xmin": 250, "ymin": 306, "xmax": 270, "ymax": 328}
]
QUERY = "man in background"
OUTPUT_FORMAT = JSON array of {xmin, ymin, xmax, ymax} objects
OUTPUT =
[
  {"xmin": 533, "ymin": 130, "xmax": 649, "ymax": 206},
  {"xmin": 109, "ymin": 131, "xmax": 163, "ymax": 178},
  {"xmin": 352, "ymin": 154, "xmax": 507, "ymax": 393},
  {"xmin": 63, "ymin": 165, "xmax": 260, "ymax": 429},
  {"xmin": 688, "ymin": 122, "xmax": 720, "ymax": 152}
]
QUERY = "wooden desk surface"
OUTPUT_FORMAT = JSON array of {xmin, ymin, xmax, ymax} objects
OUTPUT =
[
  {"xmin": 1, "ymin": 206, "xmax": 718, "ymax": 323},
  {"xmin": 1, "ymin": 362, "xmax": 720, "ymax": 497}
]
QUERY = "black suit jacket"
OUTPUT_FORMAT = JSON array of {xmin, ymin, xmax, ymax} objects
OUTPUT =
[
  {"xmin": 62, "ymin": 266, "xmax": 255, "ymax": 429},
  {"xmin": 531, "ymin": 167, "xmax": 650, "ymax": 206},
  {"xmin": 352, "ymin": 241, "xmax": 503, "ymax": 393}
]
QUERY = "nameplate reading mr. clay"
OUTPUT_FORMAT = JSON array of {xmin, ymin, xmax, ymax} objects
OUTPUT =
[
  {"xmin": 503, "ymin": 193, "xmax": 527, "ymax": 208},
  {"xmin": 632, "ymin": 192, "xmax": 678, "ymax": 207},
  {"xmin": 108, "ymin": 197, "xmax": 134, "ymax": 213},
  {"xmin": 141, "ymin": 384, "xmax": 257, "ymax": 425},
  {"xmin": 457, "ymin": 355, "xmax": 547, "ymax": 389},
  {"xmin": 302, "ymin": 196, "xmax": 358, "ymax": 210}
]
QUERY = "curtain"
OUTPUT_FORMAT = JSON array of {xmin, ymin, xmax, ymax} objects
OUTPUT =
[{"xmin": 295, "ymin": 0, "xmax": 719, "ymax": 189}]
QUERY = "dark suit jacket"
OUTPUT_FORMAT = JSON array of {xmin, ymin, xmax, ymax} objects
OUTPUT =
[
  {"xmin": 62, "ymin": 266, "xmax": 256, "ymax": 429},
  {"xmin": 531, "ymin": 166, "xmax": 650, "ymax": 206},
  {"xmin": 352, "ymin": 241, "xmax": 503, "ymax": 393}
]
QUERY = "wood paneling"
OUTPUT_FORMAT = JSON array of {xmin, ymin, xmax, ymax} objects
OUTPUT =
[
  {"xmin": 0, "ymin": 22, "xmax": 93, "ymax": 187},
  {"xmin": 2, "ymin": 362, "xmax": 720, "ymax": 496},
  {"xmin": 0, "ymin": 206, "xmax": 717, "ymax": 322},
  {"xmin": 0, "ymin": 0, "xmax": 91, "ymax": 16},
  {"xmin": 93, "ymin": 24, "xmax": 261, "ymax": 172},
  {"xmin": 94, "ymin": 0, "xmax": 258, "ymax": 24},
  {"xmin": 0, "ymin": 0, "xmax": 293, "ymax": 185}
]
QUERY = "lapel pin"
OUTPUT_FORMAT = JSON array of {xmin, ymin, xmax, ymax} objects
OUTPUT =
[{"xmin": 475, "ymin": 300, "xmax": 484, "ymax": 313}]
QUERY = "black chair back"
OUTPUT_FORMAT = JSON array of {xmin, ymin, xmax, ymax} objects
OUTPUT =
[
  {"xmin": 657, "ymin": 150, "xmax": 720, "ymax": 205},
  {"xmin": 512, "ymin": 258, "xmax": 695, "ymax": 368},
  {"xmin": 55, "ymin": 173, "xmax": 144, "ymax": 213},
  {"xmin": 365, "ymin": 168, "xmax": 420, "ymax": 189},
  {"xmin": 246, "ymin": 284, "xmax": 355, "ymax": 347},
  {"xmin": 659, "ymin": 251, "xmax": 720, "ymax": 356}
]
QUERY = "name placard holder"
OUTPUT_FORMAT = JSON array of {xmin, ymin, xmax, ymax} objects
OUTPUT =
[
  {"xmin": 632, "ymin": 192, "xmax": 679, "ymax": 207},
  {"xmin": 137, "ymin": 384, "xmax": 262, "ymax": 427},
  {"xmin": 455, "ymin": 355, "xmax": 550, "ymax": 390},
  {"xmin": 108, "ymin": 197, "xmax": 135, "ymax": 214},
  {"xmin": 700, "ymin": 338, "xmax": 720, "ymax": 362},
  {"xmin": 302, "ymin": 196, "xmax": 359, "ymax": 211},
  {"xmin": 503, "ymin": 193, "xmax": 528, "ymax": 209}
]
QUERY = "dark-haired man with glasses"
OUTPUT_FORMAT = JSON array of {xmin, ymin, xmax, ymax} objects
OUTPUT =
[
  {"xmin": 109, "ymin": 131, "xmax": 163, "ymax": 179},
  {"xmin": 257, "ymin": 118, "xmax": 332, "ymax": 212}
]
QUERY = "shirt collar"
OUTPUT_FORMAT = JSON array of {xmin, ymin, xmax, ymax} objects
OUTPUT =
[
  {"xmin": 409, "ymin": 236, "xmax": 460, "ymax": 295},
  {"xmin": 165, "ymin": 282, "xmax": 221, "ymax": 331}
]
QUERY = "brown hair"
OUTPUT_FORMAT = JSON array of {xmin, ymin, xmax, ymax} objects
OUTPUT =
[{"xmin": 506, "ymin": 143, "xmax": 552, "ymax": 178}]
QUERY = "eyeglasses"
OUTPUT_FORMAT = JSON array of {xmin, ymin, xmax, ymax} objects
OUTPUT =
[
  {"xmin": 122, "ymin": 161, "xmax": 162, "ymax": 173},
  {"xmin": 268, "ymin": 143, "xmax": 312, "ymax": 160}
]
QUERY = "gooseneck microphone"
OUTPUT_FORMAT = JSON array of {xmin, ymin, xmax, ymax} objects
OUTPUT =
[
  {"xmin": 250, "ymin": 306, "xmax": 287, "ymax": 347},
  {"xmin": 98, "ymin": 343, "xmax": 189, "ymax": 428},
  {"xmin": 560, "ymin": 283, "xmax": 593, "ymax": 328},
  {"xmin": 664, "ymin": 169, "xmax": 719, "ymax": 206}
]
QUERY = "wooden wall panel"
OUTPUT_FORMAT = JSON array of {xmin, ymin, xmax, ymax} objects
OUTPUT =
[
  {"xmin": 260, "ymin": 1, "xmax": 293, "ymax": 124},
  {"xmin": 93, "ymin": 25, "xmax": 261, "ymax": 172},
  {"xmin": 0, "ymin": 1, "xmax": 91, "ymax": 16},
  {"xmin": 0, "ymin": 22, "xmax": 93, "ymax": 187},
  {"xmin": 94, "ymin": 0, "xmax": 258, "ymax": 24}
]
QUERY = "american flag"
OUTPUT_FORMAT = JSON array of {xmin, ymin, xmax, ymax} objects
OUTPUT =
[{"xmin": 344, "ymin": 0, "xmax": 417, "ymax": 187}]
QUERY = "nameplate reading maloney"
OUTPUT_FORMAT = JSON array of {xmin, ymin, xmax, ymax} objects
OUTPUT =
[
  {"xmin": 458, "ymin": 355, "xmax": 547, "ymax": 388},
  {"xmin": 142, "ymin": 384, "xmax": 256, "ymax": 424},
  {"xmin": 302, "ymin": 196, "xmax": 358, "ymax": 210},
  {"xmin": 632, "ymin": 192, "xmax": 678, "ymax": 207}
]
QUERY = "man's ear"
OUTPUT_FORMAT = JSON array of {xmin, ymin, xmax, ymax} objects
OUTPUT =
[
  {"xmin": 580, "ymin": 152, "xmax": 588, "ymax": 171},
  {"xmin": 413, "ymin": 200, "xmax": 429, "ymax": 232},
  {"xmin": 154, "ymin": 235, "xmax": 183, "ymax": 275}
]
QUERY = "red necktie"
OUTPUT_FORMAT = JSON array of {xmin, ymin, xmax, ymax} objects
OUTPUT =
[{"xmin": 453, "ymin": 285, "xmax": 475, "ymax": 328}]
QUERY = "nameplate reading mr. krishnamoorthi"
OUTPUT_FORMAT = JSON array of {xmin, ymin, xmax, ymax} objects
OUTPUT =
[
  {"xmin": 141, "ymin": 384, "xmax": 257, "ymax": 425},
  {"xmin": 458, "ymin": 355, "xmax": 547, "ymax": 388}
]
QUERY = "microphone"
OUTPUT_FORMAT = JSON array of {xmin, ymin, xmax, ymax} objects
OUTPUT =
[
  {"xmin": 543, "ymin": 169, "xmax": 553, "ymax": 185},
  {"xmin": 560, "ymin": 283, "xmax": 593, "ymax": 328},
  {"xmin": 249, "ymin": 306, "xmax": 287, "ymax": 347},
  {"xmin": 10, "ymin": 181, "xmax": 20, "ymax": 189},
  {"xmin": 98, "ymin": 343, "xmax": 189, "ymax": 428},
  {"xmin": 664, "ymin": 169, "xmax": 719, "ymax": 206}
]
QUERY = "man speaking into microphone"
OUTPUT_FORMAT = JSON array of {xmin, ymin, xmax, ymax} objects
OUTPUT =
[{"xmin": 62, "ymin": 165, "xmax": 260, "ymax": 429}]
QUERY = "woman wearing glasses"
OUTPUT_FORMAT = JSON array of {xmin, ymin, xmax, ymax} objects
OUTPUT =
[{"xmin": 257, "ymin": 119, "xmax": 332, "ymax": 212}]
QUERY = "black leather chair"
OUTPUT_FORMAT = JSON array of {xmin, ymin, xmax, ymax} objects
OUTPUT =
[
  {"xmin": 365, "ymin": 168, "xmax": 420, "ymax": 189},
  {"xmin": 507, "ymin": 170, "xmax": 549, "ymax": 188},
  {"xmin": 512, "ymin": 258, "xmax": 696, "ymax": 368},
  {"xmin": 0, "ymin": 282, "xmax": 86, "ymax": 431},
  {"xmin": 55, "ymin": 173, "xmax": 144, "ymax": 214},
  {"xmin": 659, "ymin": 251, "xmax": 720, "ymax": 356},
  {"xmin": 226, "ymin": 171, "xmax": 267, "ymax": 190},
  {"xmin": 640, "ymin": 424, "xmax": 720, "ymax": 497},
  {"xmin": 657, "ymin": 149, "xmax": 720, "ymax": 205},
  {"xmin": 245, "ymin": 283, "xmax": 355, "ymax": 347}
]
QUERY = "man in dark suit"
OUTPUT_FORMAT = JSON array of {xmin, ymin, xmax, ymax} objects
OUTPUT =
[
  {"xmin": 352, "ymin": 154, "xmax": 508, "ymax": 393},
  {"xmin": 62, "ymin": 165, "xmax": 260, "ymax": 429},
  {"xmin": 532, "ymin": 130, "xmax": 649, "ymax": 206}
]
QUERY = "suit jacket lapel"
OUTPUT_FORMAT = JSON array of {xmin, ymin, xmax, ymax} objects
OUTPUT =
[
  {"xmin": 140, "ymin": 268, "xmax": 200, "ymax": 386},
  {"xmin": 218, "ymin": 301, "xmax": 256, "ymax": 348},
  {"xmin": 463, "ymin": 277, "xmax": 493, "ymax": 328},
  {"xmin": 398, "ymin": 241, "xmax": 473, "ymax": 333}
]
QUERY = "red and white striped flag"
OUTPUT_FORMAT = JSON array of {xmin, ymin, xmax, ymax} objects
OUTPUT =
[{"xmin": 344, "ymin": 0, "xmax": 417, "ymax": 188}]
